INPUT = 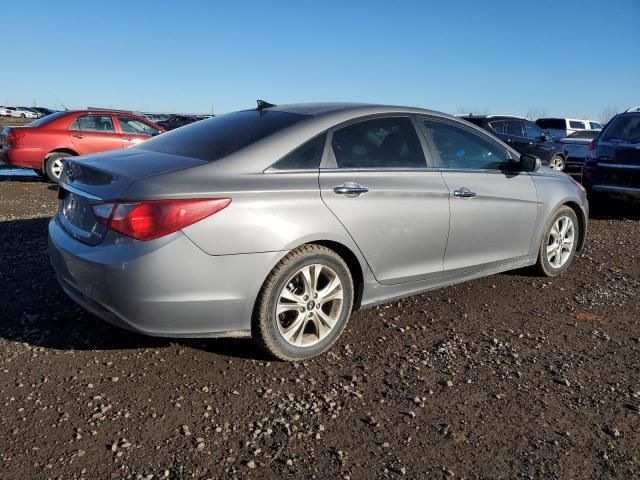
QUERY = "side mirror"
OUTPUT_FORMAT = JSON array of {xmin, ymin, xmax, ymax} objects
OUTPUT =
[{"xmin": 520, "ymin": 154, "xmax": 541, "ymax": 172}]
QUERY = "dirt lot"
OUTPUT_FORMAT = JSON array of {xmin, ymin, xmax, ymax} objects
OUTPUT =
[
  {"xmin": 0, "ymin": 175, "xmax": 638, "ymax": 480},
  {"xmin": 0, "ymin": 117, "xmax": 31, "ymax": 127}
]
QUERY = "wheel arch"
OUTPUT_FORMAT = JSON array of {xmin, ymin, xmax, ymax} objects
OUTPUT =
[
  {"xmin": 310, "ymin": 240, "xmax": 364, "ymax": 310},
  {"xmin": 563, "ymin": 200, "xmax": 587, "ymax": 252},
  {"xmin": 42, "ymin": 148, "xmax": 78, "ymax": 170}
]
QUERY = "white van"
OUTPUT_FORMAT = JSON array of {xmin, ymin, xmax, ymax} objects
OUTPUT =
[{"xmin": 535, "ymin": 118, "xmax": 603, "ymax": 140}]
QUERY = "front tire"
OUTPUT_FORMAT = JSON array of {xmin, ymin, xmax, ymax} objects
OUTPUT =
[
  {"xmin": 253, "ymin": 244, "xmax": 354, "ymax": 361},
  {"xmin": 44, "ymin": 152, "xmax": 70, "ymax": 183},
  {"xmin": 535, "ymin": 206, "xmax": 579, "ymax": 276},
  {"xmin": 549, "ymin": 155, "xmax": 565, "ymax": 171}
]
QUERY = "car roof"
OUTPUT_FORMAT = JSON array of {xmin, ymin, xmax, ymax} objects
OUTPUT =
[
  {"xmin": 197, "ymin": 102, "xmax": 521, "ymax": 174},
  {"xmin": 459, "ymin": 114, "xmax": 527, "ymax": 121},
  {"xmin": 265, "ymin": 102, "xmax": 450, "ymax": 118}
]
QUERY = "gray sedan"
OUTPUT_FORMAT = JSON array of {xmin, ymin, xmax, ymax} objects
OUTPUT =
[{"xmin": 49, "ymin": 103, "xmax": 589, "ymax": 360}]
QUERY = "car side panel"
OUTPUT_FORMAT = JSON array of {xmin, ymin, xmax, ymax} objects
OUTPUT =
[{"xmin": 151, "ymin": 171, "xmax": 367, "ymax": 260}]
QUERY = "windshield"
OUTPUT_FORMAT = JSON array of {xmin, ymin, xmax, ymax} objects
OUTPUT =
[
  {"xmin": 602, "ymin": 115, "xmax": 640, "ymax": 143},
  {"xmin": 139, "ymin": 110, "xmax": 309, "ymax": 162}
]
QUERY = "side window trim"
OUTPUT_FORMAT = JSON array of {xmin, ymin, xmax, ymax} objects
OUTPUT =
[
  {"xmin": 416, "ymin": 115, "xmax": 514, "ymax": 172},
  {"xmin": 68, "ymin": 114, "xmax": 117, "ymax": 134},
  {"xmin": 321, "ymin": 114, "xmax": 435, "ymax": 171}
]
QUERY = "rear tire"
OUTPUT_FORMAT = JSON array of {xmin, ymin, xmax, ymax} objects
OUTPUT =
[
  {"xmin": 44, "ymin": 152, "xmax": 71, "ymax": 183},
  {"xmin": 534, "ymin": 206, "xmax": 579, "ymax": 277},
  {"xmin": 253, "ymin": 244, "xmax": 354, "ymax": 361}
]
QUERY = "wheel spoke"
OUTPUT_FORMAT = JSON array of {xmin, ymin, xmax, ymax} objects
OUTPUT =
[
  {"xmin": 317, "ymin": 274, "xmax": 343, "ymax": 303},
  {"xmin": 279, "ymin": 287, "xmax": 303, "ymax": 304},
  {"xmin": 316, "ymin": 307, "xmax": 337, "ymax": 329},
  {"xmin": 300, "ymin": 266, "xmax": 314, "ymax": 297},
  {"xmin": 280, "ymin": 312, "xmax": 307, "ymax": 344},
  {"xmin": 276, "ymin": 301, "xmax": 302, "ymax": 316}
]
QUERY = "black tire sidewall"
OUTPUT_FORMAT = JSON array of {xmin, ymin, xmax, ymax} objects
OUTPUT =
[
  {"xmin": 539, "ymin": 207, "xmax": 579, "ymax": 276},
  {"xmin": 262, "ymin": 252, "xmax": 353, "ymax": 360}
]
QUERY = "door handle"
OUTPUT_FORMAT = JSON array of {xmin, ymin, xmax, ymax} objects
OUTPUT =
[
  {"xmin": 122, "ymin": 136, "xmax": 132, "ymax": 141},
  {"xmin": 72, "ymin": 134, "xmax": 84, "ymax": 139},
  {"xmin": 333, "ymin": 182, "xmax": 369, "ymax": 196},
  {"xmin": 453, "ymin": 188, "xmax": 477, "ymax": 198}
]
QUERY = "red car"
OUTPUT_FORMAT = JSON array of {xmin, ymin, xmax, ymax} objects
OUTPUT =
[{"xmin": 0, "ymin": 110, "xmax": 165, "ymax": 182}]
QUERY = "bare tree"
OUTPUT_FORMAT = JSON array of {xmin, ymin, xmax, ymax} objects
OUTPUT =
[
  {"xmin": 526, "ymin": 108, "xmax": 548, "ymax": 121},
  {"xmin": 598, "ymin": 106, "xmax": 619, "ymax": 125},
  {"xmin": 455, "ymin": 106, "xmax": 490, "ymax": 116}
]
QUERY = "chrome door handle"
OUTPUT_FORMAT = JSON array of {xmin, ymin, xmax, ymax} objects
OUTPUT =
[
  {"xmin": 333, "ymin": 182, "xmax": 369, "ymax": 196},
  {"xmin": 453, "ymin": 188, "xmax": 477, "ymax": 198}
]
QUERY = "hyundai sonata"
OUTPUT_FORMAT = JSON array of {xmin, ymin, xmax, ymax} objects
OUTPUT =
[{"xmin": 49, "ymin": 102, "xmax": 588, "ymax": 360}]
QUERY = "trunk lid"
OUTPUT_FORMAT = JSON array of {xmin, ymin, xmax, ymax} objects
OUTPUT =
[{"xmin": 57, "ymin": 148, "xmax": 207, "ymax": 245}]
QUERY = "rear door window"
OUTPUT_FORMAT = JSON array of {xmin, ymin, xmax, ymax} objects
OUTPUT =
[
  {"xmin": 590, "ymin": 122, "xmax": 603, "ymax": 129},
  {"xmin": 569, "ymin": 121, "xmax": 586, "ymax": 129},
  {"xmin": 504, "ymin": 120, "xmax": 525, "ymax": 137},
  {"xmin": 330, "ymin": 117, "xmax": 426, "ymax": 169},
  {"xmin": 70, "ymin": 115, "xmax": 116, "ymax": 133}
]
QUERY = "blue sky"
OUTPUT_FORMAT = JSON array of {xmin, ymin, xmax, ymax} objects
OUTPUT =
[{"xmin": 2, "ymin": 0, "xmax": 638, "ymax": 119}]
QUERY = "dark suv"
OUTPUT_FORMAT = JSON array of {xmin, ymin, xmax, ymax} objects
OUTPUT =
[
  {"xmin": 461, "ymin": 115, "xmax": 567, "ymax": 171},
  {"xmin": 582, "ymin": 110, "xmax": 640, "ymax": 200}
]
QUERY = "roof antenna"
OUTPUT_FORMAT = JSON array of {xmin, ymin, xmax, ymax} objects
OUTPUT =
[
  {"xmin": 50, "ymin": 91, "xmax": 68, "ymax": 111},
  {"xmin": 256, "ymin": 99, "xmax": 276, "ymax": 110}
]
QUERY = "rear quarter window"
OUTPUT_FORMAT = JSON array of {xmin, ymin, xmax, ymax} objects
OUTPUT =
[
  {"xmin": 269, "ymin": 133, "xmax": 327, "ymax": 171},
  {"xmin": 139, "ymin": 110, "xmax": 308, "ymax": 162}
]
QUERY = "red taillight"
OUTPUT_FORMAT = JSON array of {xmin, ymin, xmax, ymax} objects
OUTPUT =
[
  {"xmin": 92, "ymin": 198, "xmax": 231, "ymax": 241},
  {"xmin": 6, "ymin": 130, "xmax": 25, "ymax": 146}
]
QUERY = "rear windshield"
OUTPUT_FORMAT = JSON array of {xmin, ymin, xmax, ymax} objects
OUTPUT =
[
  {"xmin": 568, "ymin": 130, "xmax": 598, "ymax": 139},
  {"xmin": 535, "ymin": 118, "xmax": 566, "ymax": 130},
  {"xmin": 602, "ymin": 114, "xmax": 640, "ymax": 143},
  {"xmin": 139, "ymin": 110, "xmax": 308, "ymax": 161},
  {"xmin": 27, "ymin": 111, "xmax": 68, "ymax": 127}
]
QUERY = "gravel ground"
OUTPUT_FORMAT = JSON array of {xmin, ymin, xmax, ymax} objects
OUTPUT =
[{"xmin": 0, "ymin": 175, "xmax": 639, "ymax": 480}]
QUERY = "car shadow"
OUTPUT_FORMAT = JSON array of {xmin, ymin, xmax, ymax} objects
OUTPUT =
[{"xmin": 0, "ymin": 216, "xmax": 268, "ymax": 359}]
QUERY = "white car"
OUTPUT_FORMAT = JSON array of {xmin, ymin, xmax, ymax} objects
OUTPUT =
[
  {"xmin": 0, "ymin": 106, "xmax": 14, "ymax": 117},
  {"xmin": 10, "ymin": 107, "xmax": 40, "ymax": 119},
  {"xmin": 535, "ymin": 117, "xmax": 603, "ymax": 141}
]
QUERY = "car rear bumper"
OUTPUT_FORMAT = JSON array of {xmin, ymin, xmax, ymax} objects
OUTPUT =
[
  {"xmin": 48, "ymin": 216, "xmax": 283, "ymax": 338},
  {"xmin": 3, "ymin": 146, "xmax": 44, "ymax": 169}
]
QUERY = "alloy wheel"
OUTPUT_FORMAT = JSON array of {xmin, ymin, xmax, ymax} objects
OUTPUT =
[
  {"xmin": 51, "ymin": 158, "xmax": 64, "ymax": 179},
  {"xmin": 549, "ymin": 156, "xmax": 565, "ymax": 171},
  {"xmin": 546, "ymin": 215, "xmax": 575, "ymax": 268},
  {"xmin": 275, "ymin": 263, "xmax": 344, "ymax": 347}
]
